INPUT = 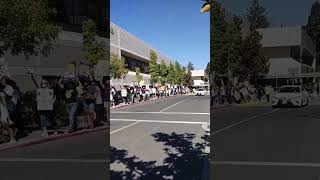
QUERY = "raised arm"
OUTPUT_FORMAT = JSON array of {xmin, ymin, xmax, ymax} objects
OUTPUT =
[
  {"xmin": 30, "ymin": 73, "xmax": 39, "ymax": 89},
  {"xmin": 76, "ymin": 76, "xmax": 83, "ymax": 88},
  {"xmin": 58, "ymin": 74, "xmax": 64, "ymax": 89}
]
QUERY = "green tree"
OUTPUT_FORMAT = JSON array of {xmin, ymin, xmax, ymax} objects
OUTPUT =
[
  {"xmin": 174, "ymin": 61, "xmax": 183, "ymax": 85},
  {"xmin": 159, "ymin": 60, "xmax": 168, "ymax": 85},
  {"xmin": 0, "ymin": 0, "xmax": 61, "ymax": 59},
  {"xmin": 135, "ymin": 67, "xmax": 143, "ymax": 85},
  {"xmin": 167, "ymin": 62, "xmax": 176, "ymax": 85},
  {"xmin": 82, "ymin": 19, "xmax": 106, "ymax": 75},
  {"xmin": 184, "ymin": 68, "xmax": 193, "ymax": 88},
  {"xmin": 246, "ymin": 0, "xmax": 270, "ymax": 31},
  {"xmin": 306, "ymin": 1, "xmax": 320, "ymax": 71},
  {"xmin": 187, "ymin": 61, "xmax": 194, "ymax": 71},
  {"xmin": 210, "ymin": 0, "xmax": 228, "ymax": 77},
  {"xmin": 239, "ymin": 30, "xmax": 269, "ymax": 83},
  {"xmin": 225, "ymin": 15, "xmax": 243, "ymax": 80},
  {"xmin": 149, "ymin": 50, "xmax": 160, "ymax": 84},
  {"xmin": 110, "ymin": 53, "xmax": 129, "ymax": 81}
]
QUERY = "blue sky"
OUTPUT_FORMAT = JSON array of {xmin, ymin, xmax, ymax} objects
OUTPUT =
[{"xmin": 110, "ymin": 0, "xmax": 210, "ymax": 70}]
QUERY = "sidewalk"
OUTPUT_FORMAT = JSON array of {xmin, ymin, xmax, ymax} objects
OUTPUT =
[
  {"xmin": 235, "ymin": 100, "xmax": 271, "ymax": 107},
  {"xmin": 0, "ymin": 117, "xmax": 108, "ymax": 152},
  {"xmin": 111, "ymin": 94, "xmax": 190, "ymax": 109}
]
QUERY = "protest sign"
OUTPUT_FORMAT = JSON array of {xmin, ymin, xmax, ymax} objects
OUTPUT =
[{"xmin": 36, "ymin": 89, "xmax": 54, "ymax": 110}]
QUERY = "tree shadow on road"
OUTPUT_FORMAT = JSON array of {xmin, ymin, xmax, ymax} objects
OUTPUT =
[{"xmin": 110, "ymin": 132, "xmax": 209, "ymax": 180}]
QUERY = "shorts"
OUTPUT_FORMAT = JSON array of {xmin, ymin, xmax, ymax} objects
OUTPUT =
[{"xmin": 83, "ymin": 102, "xmax": 95, "ymax": 111}]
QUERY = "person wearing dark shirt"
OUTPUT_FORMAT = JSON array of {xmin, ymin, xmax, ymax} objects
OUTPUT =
[
  {"xmin": 59, "ymin": 75, "xmax": 81, "ymax": 132},
  {"xmin": 81, "ymin": 79, "xmax": 98, "ymax": 129}
]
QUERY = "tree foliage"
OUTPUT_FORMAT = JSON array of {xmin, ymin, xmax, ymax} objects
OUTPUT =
[
  {"xmin": 246, "ymin": 0, "xmax": 270, "ymax": 31},
  {"xmin": 159, "ymin": 60, "xmax": 168, "ymax": 85},
  {"xmin": 239, "ymin": 30, "xmax": 269, "ymax": 83},
  {"xmin": 167, "ymin": 62, "xmax": 175, "ymax": 85},
  {"xmin": 227, "ymin": 15, "xmax": 243, "ymax": 78},
  {"xmin": 135, "ymin": 67, "xmax": 143, "ymax": 84},
  {"xmin": 82, "ymin": 19, "xmax": 106, "ymax": 66},
  {"xmin": 110, "ymin": 53, "xmax": 129, "ymax": 80},
  {"xmin": 174, "ymin": 61, "xmax": 183, "ymax": 85},
  {"xmin": 149, "ymin": 50, "xmax": 160, "ymax": 84},
  {"xmin": 0, "ymin": 0, "xmax": 61, "ymax": 59},
  {"xmin": 187, "ymin": 61, "xmax": 194, "ymax": 71},
  {"xmin": 210, "ymin": 0, "xmax": 228, "ymax": 76},
  {"xmin": 306, "ymin": 1, "xmax": 320, "ymax": 71},
  {"xmin": 184, "ymin": 68, "xmax": 193, "ymax": 88}
]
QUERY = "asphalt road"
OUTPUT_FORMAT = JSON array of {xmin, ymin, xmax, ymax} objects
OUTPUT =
[
  {"xmin": 0, "ymin": 130, "xmax": 108, "ymax": 180},
  {"xmin": 110, "ymin": 95, "xmax": 210, "ymax": 180},
  {"xmin": 212, "ymin": 104, "xmax": 320, "ymax": 180}
]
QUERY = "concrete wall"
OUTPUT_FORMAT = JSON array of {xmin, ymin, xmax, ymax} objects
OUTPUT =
[
  {"xmin": 110, "ymin": 23, "xmax": 172, "ymax": 65},
  {"xmin": 5, "ymin": 31, "xmax": 108, "ymax": 92},
  {"xmin": 258, "ymin": 27, "xmax": 302, "ymax": 48},
  {"xmin": 258, "ymin": 27, "xmax": 316, "ymax": 75},
  {"xmin": 268, "ymin": 58, "xmax": 313, "ymax": 75},
  {"xmin": 110, "ymin": 23, "xmax": 176, "ymax": 86}
]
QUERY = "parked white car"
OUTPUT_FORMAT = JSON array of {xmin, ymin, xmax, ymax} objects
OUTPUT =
[
  {"xmin": 272, "ymin": 85, "xmax": 309, "ymax": 107},
  {"xmin": 195, "ymin": 88, "xmax": 206, "ymax": 96}
]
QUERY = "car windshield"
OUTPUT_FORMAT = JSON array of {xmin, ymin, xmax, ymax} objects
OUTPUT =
[
  {"xmin": 197, "ymin": 89, "xmax": 204, "ymax": 91},
  {"xmin": 278, "ymin": 87, "xmax": 300, "ymax": 93}
]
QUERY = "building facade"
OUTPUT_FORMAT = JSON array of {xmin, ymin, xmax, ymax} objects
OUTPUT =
[
  {"xmin": 110, "ymin": 23, "xmax": 173, "ymax": 87},
  {"xmin": 258, "ymin": 27, "xmax": 316, "ymax": 76},
  {"xmin": 191, "ymin": 70, "xmax": 209, "ymax": 88}
]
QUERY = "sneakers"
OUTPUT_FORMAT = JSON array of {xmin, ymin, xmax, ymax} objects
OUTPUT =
[
  {"xmin": 9, "ymin": 139, "xmax": 17, "ymax": 144},
  {"xmin": 41, "ymin": 132, "xmax": 48, "ymax": 137}
]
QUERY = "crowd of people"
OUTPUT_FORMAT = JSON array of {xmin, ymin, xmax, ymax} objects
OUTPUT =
[
  {"xmin": 110, "ymin": 85, "xmax": 190, "ymax": 107},
  {"xmin": 210, "ymin": 83, "xmax": 274, "ymax": 107},
  {"xmin": 0, "ymin": 73, "xmax": 109, "ymax": 143}
]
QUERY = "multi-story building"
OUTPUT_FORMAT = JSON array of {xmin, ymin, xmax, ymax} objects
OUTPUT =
[
  {"xmin": 258, "ymin": 26, "xmax": 316, "ymax": 76},
  {"xmin": 191, "ymin": 70, "xmax": 209, "ymax": 88},
  {"xmin": 110, "ymin": 23, "xmax": 173, "ymax": 87}
]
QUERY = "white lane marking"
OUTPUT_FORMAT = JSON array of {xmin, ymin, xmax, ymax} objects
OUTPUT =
[
  {"xmin": 111, "ymin": 119, "xmax": 207, "ymax": 125},
  {"xmin": 212, "ymin": 161, "xmax": 320, "ymax": 168},
  {"xmin": 110, "ymin": 121, "xmax": 141, "ymax": 134},
  {"xmin": 213, "ymin": 109, "xmax": 279, "ymax": 135},
  {"xmin": 111, "ymin": 111, "xmax": 209, "ymax": 115},
  {"xmin": 0, "ymin": 158, "xmax": 106, "ymax": 163},
  {"xmin": 160, "ymin": 97, "xmax": 194, "ymax": 112}
]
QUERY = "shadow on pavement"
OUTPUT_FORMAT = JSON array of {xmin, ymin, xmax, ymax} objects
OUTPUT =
[{"xmin": 111, "ymin": 132, "xmax": 209, "ymax": 180}]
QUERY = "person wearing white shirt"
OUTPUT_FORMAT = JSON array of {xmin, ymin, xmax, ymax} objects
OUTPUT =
[{"xmin": 121, "ymin": 87, "xmax": 128, "ymax": 104}]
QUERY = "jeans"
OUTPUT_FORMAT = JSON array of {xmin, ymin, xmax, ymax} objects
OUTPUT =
[
  {"xmin": 83, "ymin": 102, "xmax": 95, "ymax": 111},
  {"xmin": 39, "ymin": 110, "xmax": 52, "ymax": 130},
  {"xmin": 131, "ymin": 94, "xmax": 135, "ymax": 103},
  {"xmin": 66, "ymin": 102, "xmax": 78, "ymax": 130},
  {"xmin": 122, "ymin": 97, "xmax": 127, "ymax": 103}
]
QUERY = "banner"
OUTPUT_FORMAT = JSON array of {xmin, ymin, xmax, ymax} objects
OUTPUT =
[{"xmin": 36, "ymin": 89, "xmax": 54, "ymax": 110}]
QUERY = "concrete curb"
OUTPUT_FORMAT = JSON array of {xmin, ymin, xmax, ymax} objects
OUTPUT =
[
  {"xmin": 235, "ymin": 103, "xmax": 271, "ymax": 107},
  {"xmin": 110, "ymin": 95, "xmax": 186, "ymax": 109},
  {"xmin": 210, "ymin": 104, "xmax": 232, "ymax": 110},
  {"xmin": 0, "ymin": 126, "xmax": 108, "ymax": 153}
]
